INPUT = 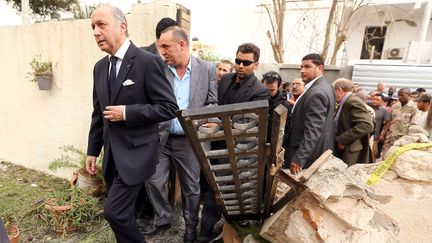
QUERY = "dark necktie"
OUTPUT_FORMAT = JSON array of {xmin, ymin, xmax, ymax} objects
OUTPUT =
[{"xmin": 109, "ymin": 56, "xmax": 118, "ymax": 99}]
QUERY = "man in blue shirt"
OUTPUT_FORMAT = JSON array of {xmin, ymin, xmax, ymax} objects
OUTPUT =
[{"xmin": 143, "ymin": 26, "xmax": 217, "ymax": 243}]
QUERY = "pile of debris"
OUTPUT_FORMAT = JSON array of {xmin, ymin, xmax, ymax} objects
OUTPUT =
[
  {"xmin": 260, "ymin": 126, "xmax": 432, "ymax": 242},
  {"xmin": 260, "ymin": 155, "xmax": 399, "ymax": 243}
]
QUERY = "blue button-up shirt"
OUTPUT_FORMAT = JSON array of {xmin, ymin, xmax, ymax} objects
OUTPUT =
[{"xmin": 169, "ymin": 59, "xmax": 191, "ymax": 134}]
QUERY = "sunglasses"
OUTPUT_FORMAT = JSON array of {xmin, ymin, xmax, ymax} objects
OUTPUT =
[
  {"xmin": 264, "ymin": 73, "xmax": 281, "ymax": 81},
  {"xmin": 235, "ymin": 58, "xmax": 255, "ymax": 66}
]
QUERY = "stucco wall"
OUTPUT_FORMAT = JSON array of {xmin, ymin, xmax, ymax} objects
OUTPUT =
[
  {"xmin": 0, "ymin": 0, "xmax": 178, "ymax": 178},
  {"xmin": 346, "ymin": 3, "xmax": 432, "ymax": 61}
]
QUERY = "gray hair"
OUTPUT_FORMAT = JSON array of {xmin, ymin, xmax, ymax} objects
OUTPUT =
[
  {"xmin": 333, "ymin": 78, "xmax": 354, "ymax": 92},
  {"xmin": 110, "ymin": 5, "xmax": 129, "ymax": 37},
  {"xmin": 161, "ymin": 26, "xmax": 189, "ymax": 47}
]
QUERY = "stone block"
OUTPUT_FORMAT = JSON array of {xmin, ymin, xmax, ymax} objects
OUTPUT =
[{"xmin": 391, "ymin": 150, "xmax": 432, "ymax": 182}]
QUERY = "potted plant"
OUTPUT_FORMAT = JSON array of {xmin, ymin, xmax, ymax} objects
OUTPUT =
[
  {"xmin": 44, "ymin": 186, "xmax": 100, "ymax": 235},
  {"xmin": 28, "ymin": 54, "xmax": 53, "ymax": 90},
  {"xmin": 49, "ymin": 145, "xmax": 105, "ymax": 197},
  {"xmin": 5, "ymin": 222, "xmax": 19, "ymax": 243}
]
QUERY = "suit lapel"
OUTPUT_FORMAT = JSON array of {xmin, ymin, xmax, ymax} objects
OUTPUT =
[
  {"xmin": 110, "ymin": 44, "xmax": 135, "ymax": 103},
  {"xmin": 235, "ymin": 75, "xmax": 253, "ymax": 102},
  {"xmin": 189, "ymin": 57, "xmax": 199, "ymax": 104}
]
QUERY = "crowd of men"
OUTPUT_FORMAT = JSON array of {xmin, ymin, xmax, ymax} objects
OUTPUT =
[{"xmin": 84, "ymin": 5, "xmax": 431, "ymax": 242}]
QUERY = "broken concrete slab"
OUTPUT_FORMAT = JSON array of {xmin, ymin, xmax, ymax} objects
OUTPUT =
[
  {"xmin": 391, "ymin": 149, "xmax": 432, "ymax": 182},
  {"xmin": 261, "ymin": 155, "xmax": 399, "ymax": 243}
]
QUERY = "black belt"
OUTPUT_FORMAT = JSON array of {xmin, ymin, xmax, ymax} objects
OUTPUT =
[{"xmin": 169, "ymin": 133, "xmax": 186, "ymax": 138}]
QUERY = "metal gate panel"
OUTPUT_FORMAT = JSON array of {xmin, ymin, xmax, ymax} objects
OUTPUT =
[{"xmin": 177, "ymin": 101, "xmax": 270, "ymax": 221}]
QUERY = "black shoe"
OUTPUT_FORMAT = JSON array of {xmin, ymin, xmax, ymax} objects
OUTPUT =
[
  {"xmin": 196, "ymin": 235, "xmax": 211, "ymax": 243},
  {"xmin": 184, "ymin": 229, "xmax": 197, "ymax": 243},
  {"xmin": 141, "ymin": 223, "xmax": 171, "ymax": 236}
]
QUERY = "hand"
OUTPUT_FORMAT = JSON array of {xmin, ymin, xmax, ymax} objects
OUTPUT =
[
  {"xmin": 290, "ymin": 162, "xmax": 302, "ymax": 175},
  {"xmin": 103, "ymin": 105, "xmax": 125, "ymax": 122},
  {"xmin": 379, "ymin": 134, "xmax": 385, "ymax": 142},
  {"xmin": 85, "ymin": 156, "xmax": 98, "ymax": 176},
  {"xmin": 288, "ymin": 97, "xmax": 295, "ymax": 106},
  {"xmin": 337, "ymin": 142, "xmax": 345, "ymax": 152}
]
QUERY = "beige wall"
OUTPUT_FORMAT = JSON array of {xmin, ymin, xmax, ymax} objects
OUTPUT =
[{"xmin": 0, "ymin": 0, "xmax": 178, "ymax": 178}]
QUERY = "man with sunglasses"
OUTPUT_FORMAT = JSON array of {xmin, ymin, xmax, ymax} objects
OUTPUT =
[
  {"xmin": 218, "ymin": 43, "xmax": 270, "ymax": 105},
  {"xmin": 284, "ymin": 53, "xmax": 335, "ymax": 173},
  {"xmin": 198, "ymin": 43, "xmax": 270, "ymax": 243}
]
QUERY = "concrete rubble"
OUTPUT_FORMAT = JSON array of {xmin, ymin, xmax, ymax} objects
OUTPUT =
[
  {"xmin": 260, "ymin": 155, "xmax": 399, "ymax": 243},
  {"xmin": 385, "ymin": 125, "xmax": 432, "ymax": 182},
  {"xmin": 260, "ymin": 131, "xmax": 432, "ymax": 243}
]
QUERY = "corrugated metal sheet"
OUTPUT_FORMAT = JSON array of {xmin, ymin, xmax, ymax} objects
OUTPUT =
[{"xmin": 352, "ymin": 63, "xmax": 432, "ymax": 93}]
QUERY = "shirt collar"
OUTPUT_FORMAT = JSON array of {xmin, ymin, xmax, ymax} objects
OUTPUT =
[
  {"xmin": 304, "ymin": 75, "xmax": 323, "ymax": 90},
  {"xmin": 110, "ymin": 39, "xmax": 131, "ymax": 60},
  {"xmin": 339, "ymin": 91, "xmax": 352, "ymax": 106},
  {"xmin": 168, "ymin": 56, "xmax": 192, "ymax": 74}
]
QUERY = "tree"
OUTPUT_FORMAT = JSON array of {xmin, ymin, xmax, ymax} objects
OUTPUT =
[
  {"xmin": 323, "ymin": 0, "xmax": 369, "ymax": 65},
  {"xmin": 6, "ymin": 0, "xmax": 79, "ymax": 18},
  {"xmin": 72, "ymin": 3, "xmax": 98, "ymax": 19},
  {"xmin": 321, "ymin": 0, "xmax": 338, "ymax": 62},
  {"xmin": 260, "ymin": 0, "xmax": 286, "ymax": 63},
  {"xmin": 198, "ymin": 51, "xmax": 219, "ymax": 63}
]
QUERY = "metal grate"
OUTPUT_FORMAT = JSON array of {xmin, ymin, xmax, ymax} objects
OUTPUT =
[{"xmin": 177, "ymin": 100, "xmax": 288, "ymax": 222}]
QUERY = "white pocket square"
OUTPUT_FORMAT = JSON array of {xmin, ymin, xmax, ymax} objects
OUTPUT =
[{"xmin": 122, "ymin": 79, "xmax": 135, "ymax": 86}]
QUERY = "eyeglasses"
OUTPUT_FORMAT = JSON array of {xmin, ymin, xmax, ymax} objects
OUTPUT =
[
  {"xmin": 292, "ymin": 83, "xmax": 303, "ymax": 87},
  {"xmin": 263, "ymin": 73, "xmax": 281, "ymax": 82},
  {"xmin": 235, "ymin": 58, "xmax": 255, "ymax": 66}
]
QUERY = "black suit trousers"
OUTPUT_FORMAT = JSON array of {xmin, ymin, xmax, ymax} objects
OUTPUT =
[
  {"xmin": 199, "ymin": 172, "xmax": 222, "ymax": 237},
  {"xmin": 104, "ymin": 150, "xmax": 146, "ymax": 243}
]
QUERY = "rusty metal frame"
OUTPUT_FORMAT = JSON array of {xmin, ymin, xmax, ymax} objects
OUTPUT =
[
  {"xmin": 177, "ymin": 100, "xmax": 271, "ymax": 221},
  {"xmin": 263, "ymin": 104, "xmax": 288, "ymax": 218}
]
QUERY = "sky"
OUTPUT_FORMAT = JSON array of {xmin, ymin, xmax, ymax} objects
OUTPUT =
[{"xmin": 0, "ymin": 0, "xmax": 260, "ymax": 58}]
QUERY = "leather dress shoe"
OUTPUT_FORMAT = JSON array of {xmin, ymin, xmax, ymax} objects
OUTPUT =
[
  {"xmin": 183, "ymin": 229, "xmax": 197, "ymax": 243},
  {"xmin": 196, "ymin": 235, "xmax": 211, "ymax": 243},
  {"xmin": 141, "ymin": 223, "xmax": 171, "ymax": 236}
]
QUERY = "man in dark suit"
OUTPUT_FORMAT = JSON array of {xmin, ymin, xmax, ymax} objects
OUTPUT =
[
  {"xmin": 285, "ymin": 53, "xmax": 335, "ymax": 174},
  {"xmin": 142, "ymin": 17, "xmax": 178, "ymax": 55},
  {"xmin": 333, "ymin": 78, "xmax": 374, "ymax": 166},
  {"xmin": 218, "ymin": 43, "xmax": 270, "ymax": 105},
  {"xmin": 261, "ymin": 71, "xmax": 290, "ymax": 142},
  {"xmin": 198, "ymin": 43, "xmax": 270, "ymax": 243},
  {"xmin": 143, "ymin": 26, "xmax": 217, "ymax": 243},
  {"xmin": 86, "ymin": 5, "xmax": 178, "ymax": 242}
]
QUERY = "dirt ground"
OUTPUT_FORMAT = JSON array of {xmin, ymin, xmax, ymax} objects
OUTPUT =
[{"xmin": 0, "ymin": 161, "xmax": 265, "ymax": 242}]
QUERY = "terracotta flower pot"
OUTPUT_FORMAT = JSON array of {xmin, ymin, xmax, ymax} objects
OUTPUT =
[
  {"xmin": 7, "ymin": 224, "xmax": 19, "ymax": 243},
  {"xmin": 44, "ymin": 200, "xmax": 76, "ymax": 233}
]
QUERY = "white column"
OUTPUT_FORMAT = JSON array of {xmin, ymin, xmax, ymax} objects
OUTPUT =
[
  {"xmin": 416, "ymin": 0, "xmax": 432, "ymax": 63},
  {"xmin": 21, "ymin": 0, "xmax": 30, "ymax": 25}
]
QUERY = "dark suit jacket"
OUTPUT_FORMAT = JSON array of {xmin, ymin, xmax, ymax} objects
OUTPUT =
[
  {"xmin": 285, "ymin": 76, "xmax": 335, "ymax": 168},
  {"xmin": 87, "ymin": 42, "xmax": 178, "ymax": 186},
  {"xmin": 158, "ymin": 56, "xmax": 218, "ymax": 145},
  {"xmin": 218, "ymin": 73, "xmax": 270, "ymax": 105},
  {"xmin": 142, "ymin": 42, "xmax": 158, "ymax": 55},
  {"xmin": 335, "ymin": 94, "xmax": 374, "ymax": 165}
]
